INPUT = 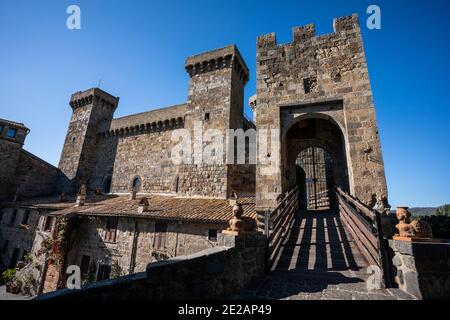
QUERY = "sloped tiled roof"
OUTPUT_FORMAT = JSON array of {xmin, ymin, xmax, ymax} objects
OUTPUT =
[{"xmin": 55, "ymin": 194, "xmax": 256, "ymax": 224}]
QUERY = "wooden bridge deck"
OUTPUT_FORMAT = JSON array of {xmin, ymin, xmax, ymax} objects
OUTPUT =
[{"xmin": 238, "ymin": 210, "xmax": 415, "ymax": 300}]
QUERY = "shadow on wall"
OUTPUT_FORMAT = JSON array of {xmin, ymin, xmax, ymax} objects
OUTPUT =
[{"xmin": 35, "ymin": 232, "xmax": 266, "ymax": 300}]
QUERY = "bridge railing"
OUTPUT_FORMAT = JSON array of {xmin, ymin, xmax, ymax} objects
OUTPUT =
[
  {"xmin": 335, "ymin": 187, "xmax": 393, "ymax": 287},
  {"xmin": 264, "ymin": 186, "xmax": 300, "ymax": 272}
]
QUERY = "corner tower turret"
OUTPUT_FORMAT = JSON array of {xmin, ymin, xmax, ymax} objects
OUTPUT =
[{"xmin": 58, "ymin": 88, "xmax": 119, "ymax": 193}]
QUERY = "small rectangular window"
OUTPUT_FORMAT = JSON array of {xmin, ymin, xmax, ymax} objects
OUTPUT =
[
  {"xmin": 97, "ymin": 264, "xmax": 111, "ymax": 281},
  {"xmin": 43, "ymin": 216, "xmax": 53, "ymax": 232},
  {"xmin": 0, "ymin": 125, "xmax": 3, "ymax": 134},
  {"xmin": 208, "ymin": 229, "xmax": 218, "ymax": 242},
  {"xmin": 153, "ymin": 222, "xmax": 168, "ymax": 250},
  {"xmin": 204, "ymin": 112, "xmax": 210, "ymax": 121},
  {"xmin": 9, "ymin": 209, "xmax": 17, "ymax": 226},
  {"xmin": 105, "ymin": 218, "xmax": 118, "ymax": 242},
  {"xmin": 6, "ymin": 128, "xmax": 17, "ymax": 139},
  {"xmin": 80, "ymin": 255, "xmax": 91, "ymax": 276},
  {"xmin": 21, "ymin": 210, "xmax": 31, "ymax": 225}
]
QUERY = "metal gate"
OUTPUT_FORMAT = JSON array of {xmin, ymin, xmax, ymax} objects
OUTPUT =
[{"xmin": 296, "ymin": 147, "xmax": 334, "ymax": 210}]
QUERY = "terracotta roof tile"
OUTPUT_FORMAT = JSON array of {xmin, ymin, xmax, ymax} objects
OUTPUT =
[{"xmin": 55, "ymin": 194, "xmax": 256, "ymax": 224}]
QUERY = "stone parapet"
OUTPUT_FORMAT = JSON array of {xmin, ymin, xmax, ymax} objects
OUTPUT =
[
  {"xmin": 34, "ymin": 232, "xmax": 266, "ymax": 300},
  {"xmin": 389, "ymin": 239, "xmax": 450, "ymax": 299}
]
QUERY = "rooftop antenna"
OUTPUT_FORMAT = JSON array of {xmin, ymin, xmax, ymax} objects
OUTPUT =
[{"xmin": 97, "ymin": 78, "xmax": 102, "ymax": 88}]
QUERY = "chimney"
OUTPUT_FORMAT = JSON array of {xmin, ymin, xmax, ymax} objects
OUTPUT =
[
  {"xmin": 129, "ymin": 187, "xmax": 137, "ymax": 200},
  {"xmin": 229, "ymin": 191, "xmax": 238, "ymax": 207},
  {"xmin": 76, "ymin": 184, "xmax": 86, "ymax": 206},
  {"xmin": 138, "ymin": 197, "xmax": 150, "ymax": 213}
]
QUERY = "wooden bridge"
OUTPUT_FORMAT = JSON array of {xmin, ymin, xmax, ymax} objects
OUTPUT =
[{"xmin": 239, "ymin": 187, "xmax": 414, "ymax": 300}]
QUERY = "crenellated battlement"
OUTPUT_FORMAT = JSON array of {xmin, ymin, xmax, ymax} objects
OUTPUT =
[
  {"xmin": 257, "ymin": 14, "xmax": 360, "ymax": 49},
  {"xmin": 185, "ymin": 45, "xmax": 249, "ymax": 84},
  {"xmin": 69, "ymin": 88, "xmax": 119, "ymax": 111}
]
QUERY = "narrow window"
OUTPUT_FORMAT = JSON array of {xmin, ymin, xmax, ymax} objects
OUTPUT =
[
  {"xmin": 43, "ymin": 216, "xmax": 53, "ymax": 232},
  {"xmin": 21, "ymin": 210, "xmax": 31, "ymax": 225},
  {"xmin": 132, "ymin": 176, "xmax": 141, "ymax": 192},
  {"xmin": 9, "ymin": 209, "xmax": 17, "ymax": 226},
  {"xmin": 103, "ymin": 176, "xmax": 112, "ymax": 193},
  {"xmin": 9, "ymin": 248, "xmax": 20, "ymax": 268},
  {"xmin": 6, "ymin": 128, "xmax": 17, "ymax": 139},
  {"xmin": 208, "ymin": 229, "xmax": 218, "ymax": 242},
  {"xmin": 80, "ymin": 255, "xmax": 91, "ymax": 276},
  {"xmin": 0, "ymin": 125, "xmax": 4, "ymax": 134},
  {"xmin": 96, "ymin": 264, "xmax": 111, "ymax": 281},
  {"xmin": 153, "ymin": 222, "xmax": 167, "ymax": 250},
  {"xmin": 105, "ymin": 218, "xmax": 118, "ymax": 242},
  {"xmin": 204, "ymin": 112, "xmax": 210, "ymax": 121},
  {"xmin": 0, "ymin": 208, "xmax": 4, "ymax": 224}
]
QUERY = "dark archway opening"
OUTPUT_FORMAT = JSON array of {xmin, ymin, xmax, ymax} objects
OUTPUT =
[
  {"xmin": 283, "ymin": 117, "xmax": 349, "ymax": 211},
  {"xmin": 103, "ymin": 176, "xmax": 112, "ymax": 194},
  {"xmin": 132, "ymin": 176, "xmax": 142, "ymax": 192}
]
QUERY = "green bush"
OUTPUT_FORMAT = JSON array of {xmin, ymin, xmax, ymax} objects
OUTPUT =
[{"xmin": 1, "ymin": 268, "xmax": 16, "ymax": 284}]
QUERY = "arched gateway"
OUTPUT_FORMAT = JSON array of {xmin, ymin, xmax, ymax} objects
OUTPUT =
[
  {"xmin": 254, "ymin": 15, "xmax": 388, "ymax": 222},
  {"xmin": 253, "ymin": 15, "xmax": 393, "ymax": 287},
  {"xmin": 283, "ymin": 115, "xmax": 350, "ymax": 211}
]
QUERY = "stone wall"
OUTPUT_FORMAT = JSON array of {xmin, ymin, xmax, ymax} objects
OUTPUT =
[
  {"xmin": 35, "ymin": 232, "xmax": 266, "ymax": 300},
  {"xmin": 0, "ymin": 207, "xmax": 41, "ymax": 268},
  {"xmin": 64, "ymin": 216, "xmax": 228, "ymax": 280},
  {"xmin": 0, "ymin": 119, "xmax": 29, "ymax": 201},
  {"xmin": 255, "ymin": 14, "xmax": 388, "ymax": 214},
  {"xmin": 389, "ymin": 239, "xmax": 450, "ymax": 299},
  {"xmin": 14, "ymin": 150, "xmax": 58, "ymax": 198},
  {"xmin": 59, "ymin": 46, "xmax": 251, "ymax": 199}
]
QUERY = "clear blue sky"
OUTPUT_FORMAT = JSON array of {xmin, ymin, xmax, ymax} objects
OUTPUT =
[{"xmin": 0, "ymin": 0, "xmax": 449, "ymax": 208}]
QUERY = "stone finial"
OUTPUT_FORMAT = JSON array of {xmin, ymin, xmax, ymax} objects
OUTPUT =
[
  {"xmin": 227, "ymin": 203, "xmax": 257, "ymax": 232},
  {"xmin": 395, "ymin": 207, "xmax": 433, "ymax": 239},
  {"xmin": 129, "ymin": 187, "xmax": 137, "ymax": 200},
  {"xmin": 249, "ymin": 94, "xmax": 257, "ymax": 111},
  {"xmin": 138, "ymin": 197, "xmax": 150, "ymax": 213},
  {"xmin": 229, "ymin": 191, "xmax": 238, "ymax": 207},
  {"xmin": 373, "ymin": 194, "xmax": 391, "ymax": 216},
  {"xmin": 77, "ymin": 184, "xmax": 87, "ymax": 196}
]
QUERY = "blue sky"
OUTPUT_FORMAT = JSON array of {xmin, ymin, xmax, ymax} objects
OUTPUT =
[{"xmin": 0, "ymin": 0, "xmax": 449, "ymax": 207}]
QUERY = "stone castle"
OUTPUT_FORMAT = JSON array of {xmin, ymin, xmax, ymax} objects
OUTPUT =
[{"xmin": 0, "ymin": 14, "xmax": 397, "ymax": 297}]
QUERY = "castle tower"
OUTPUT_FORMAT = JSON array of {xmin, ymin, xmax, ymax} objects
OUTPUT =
[
  {"xmin": 182, "ymin": 45, "xmax": 250, "ymax": 198},
  {"xmin": 254, "ymin": 14, "xmax": 388, "ymax": 219},
  {"xmin": 0, "ymin": 119, "xmax": 29, "ymax": 200},
  {"xmin": 58, "ymin": 88, "xmax": 119, "ymax": 193}
]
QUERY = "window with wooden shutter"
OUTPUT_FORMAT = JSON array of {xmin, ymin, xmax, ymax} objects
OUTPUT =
[
  {"xmin": 105, "ymin": 218, "xmax": 118, "ymax": 242},
  {"xmin": 153, "ymin": 222, "xmax": 167, "ymax": 250},
  {"xmin": 43, "ymin": 216, "xmax": 53, "ymax": 232}
]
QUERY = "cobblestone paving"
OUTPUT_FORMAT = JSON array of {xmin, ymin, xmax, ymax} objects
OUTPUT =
[{"xmin": 238, "ymin": 211, "xmax": 416, "ymax": 300}]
